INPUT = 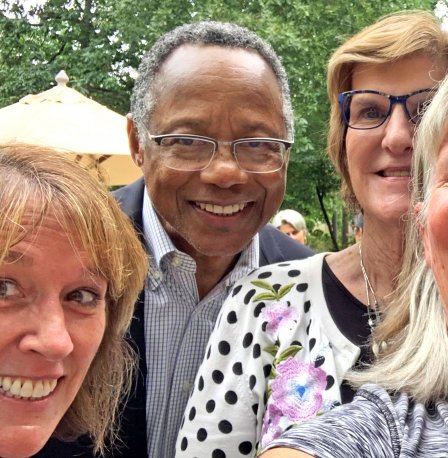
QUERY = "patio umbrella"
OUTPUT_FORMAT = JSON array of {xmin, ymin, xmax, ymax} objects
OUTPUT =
[{"xmin": 0, "ymin": 70, "xmax": 141, "ymax": 186}]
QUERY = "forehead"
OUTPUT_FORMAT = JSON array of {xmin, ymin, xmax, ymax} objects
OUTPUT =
[
  {"xmin": 160, "ymin": 43, "xmax": 275, "ymax": 77},
  {"xmin": 150, "ymin": 44, "xmax": 284, "ymax": 135},
  {"xmin": 351, "ymin": 54, "xmax": 446, "ymax": 92},
  {"xmin": 1, "ymin": 207, "xmax": 87, "ymax": 260}
]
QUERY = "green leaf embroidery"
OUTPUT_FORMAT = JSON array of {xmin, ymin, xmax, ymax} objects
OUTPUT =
[
  {"xmin": 250, "ymin": 280, "xmax": 295, "ymax": 302},
  {"xmin": 277, "ymin": 283, "xmax": 295, "ymax": 299},
  {"xmin": 251, "ymin": 280, "xmax": 276, "ymax": 293},
  {"xmin": 264, "ymin": 344, "xmax": 279, "ymax": 357},
  {"xmin": 253, "ymin": 292, "xmax": 278, "ymax": 302},
  {"xmin": 275, "ymin": 345, "xmax": 303, "ymax": 364}
]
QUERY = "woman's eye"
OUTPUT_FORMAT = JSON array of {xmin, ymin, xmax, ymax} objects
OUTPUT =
[
  {"xmin": 0, "ymin": 279, "xmax": 19, "ymax": 299},
  {"xmin": 67, "ymin": 289, "xmax": 99, "ymax": 306},
  {"xmin": 361, "ymin": 107, "xmax": 384, "ymax": 119}
]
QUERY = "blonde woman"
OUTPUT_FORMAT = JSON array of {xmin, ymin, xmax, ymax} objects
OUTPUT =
[
  {"xmin": 0, "ymin": 144, "xmax": 147, "ymax": 458},
  {"xmin": 176, "ymin": 10, "xmax": 448, "ymax": 457},
  {"xmin": 261, "ymin": 62, "xmax": 448, "ymax": 458}
]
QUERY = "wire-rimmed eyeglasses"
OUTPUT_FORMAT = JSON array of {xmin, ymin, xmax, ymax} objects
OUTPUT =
[
  {"xmin": 146, "ymin": 133, "xmax": 292, "ymax": 173},
  {"xmin": 338, "ymin": 88, "xmax": 435, "ymax": 130}
]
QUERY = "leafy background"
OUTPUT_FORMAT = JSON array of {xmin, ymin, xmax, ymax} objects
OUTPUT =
[{"xmin": 0, "ymin": 0, "xmax": 441, "ymax": 250}]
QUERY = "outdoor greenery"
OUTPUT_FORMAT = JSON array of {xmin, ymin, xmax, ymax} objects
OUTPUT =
[{"xmin": 0, "ymin": 0, "xmax": 439, "ymax": 251}]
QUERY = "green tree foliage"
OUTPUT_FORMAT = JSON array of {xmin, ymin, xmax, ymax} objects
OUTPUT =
[{"xmin": 0, "ymin": 0, "xmax": 437, "ymax": 250}]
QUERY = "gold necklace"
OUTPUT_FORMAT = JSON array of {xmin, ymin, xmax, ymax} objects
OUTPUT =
[{"xmin": 358, "ymin": 242, "xmax": 385, "ymax": 356}]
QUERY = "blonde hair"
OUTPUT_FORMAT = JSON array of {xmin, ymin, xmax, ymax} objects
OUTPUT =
[
  {"xmin": 327, "ymin": 10, "xmax": 448, "ymax": 209},
  {"xmin": 349, "ymin": 74, "xmax": 448, "ymax": 402},
  {"xmin": 0, "ymin": 144, "xmax": 148, "ymax": 454}
]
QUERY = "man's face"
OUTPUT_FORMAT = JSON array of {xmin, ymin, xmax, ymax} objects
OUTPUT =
[{"xmin": 130, "ymin": 44, "xmax": 288, "ymax": 259}]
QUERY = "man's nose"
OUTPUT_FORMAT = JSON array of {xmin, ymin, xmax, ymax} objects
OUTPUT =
[{"xmin": 200, "ymin": 143, "xmax": 249, "ymax": 188}]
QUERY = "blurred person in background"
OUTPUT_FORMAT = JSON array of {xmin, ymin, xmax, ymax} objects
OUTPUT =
[
  {"xmin": 351, "ymin": 212, "xmax": 364, "ymax": 243},
  {"xmin": 272, "ymin": 209, "xmax": 309, "ymax": 245}
]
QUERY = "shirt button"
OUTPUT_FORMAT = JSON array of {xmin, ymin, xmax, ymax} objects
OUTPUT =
[
  {"xmin": 152, "ymin": 270, "xmax": 161, "ymax": 280},
  {"xmin": 172, "ymin": 255, "xmax": 182, "ymax": 267},
  {"xmin": 182, "ymin": 381, "xmax": 193, "ymax": 393}
]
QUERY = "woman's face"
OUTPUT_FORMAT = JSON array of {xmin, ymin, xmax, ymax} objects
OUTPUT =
[
  {"xmin": 423, "ymin": 137, "xmax": 448, "ymax": 309},
  {"xmin": 0, "ymin": 210, "xmax": 106, "ymax": 458},
  {"xmin": 278, "ymin": 223, "xmax": 306, "ymax": 244},
  {"xmin": 346, "ymin": 54, "xmax": 446, "ymax": 225}
]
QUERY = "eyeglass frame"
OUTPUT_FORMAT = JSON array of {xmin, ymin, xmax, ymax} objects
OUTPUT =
[
  {"xmin": 146, "ymin": 133, "xmax": 293, "ymax": 173},
  {"xmin": 338, "ymin": 88, "xmax": 435, "ymax": 130}
]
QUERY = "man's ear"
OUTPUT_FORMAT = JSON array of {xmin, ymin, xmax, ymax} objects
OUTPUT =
[
  {"xmin": 127, "ymin": 114, "xmax": 144, "ymax": 167},
  {"xmin": 415, "ymin": 202, "xmax": 432, "ymax": 268}
]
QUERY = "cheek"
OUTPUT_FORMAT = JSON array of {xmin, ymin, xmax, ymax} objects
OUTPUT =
[
  {"xmin": 73, "ymin": 314, "xmax": 106, "ymax": 368},
  {"xmin": 427, "ymin": 193, "xmax": 448, "ymax": 254},
  {"xmin": 259, "ymin": 172, "xmax": 286, "ymax": 213},
  {"xmin": 425, "ymin": 193, "xmax": 448, "ymax": 303},
  {"xmin": 345, "ymin": 130, "xmax": 378, "ymax": 170}
]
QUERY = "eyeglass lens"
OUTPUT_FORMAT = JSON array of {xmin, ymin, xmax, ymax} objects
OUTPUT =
[
  {"xmin": 157, "ymin": 136, "xmax": 286, "ymax": 172},
  {"xmin": 342, "ymin": 91, "xmax": 433, "ymax": 129}
]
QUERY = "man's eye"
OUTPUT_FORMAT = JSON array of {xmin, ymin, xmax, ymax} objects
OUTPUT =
[
  {"xmin": 0, "ymin": 279, "xmax": 19, "ymax": 299},
  {"xmin": 67, "ymin": 289, "xmax": 99, "ymax": 306}
]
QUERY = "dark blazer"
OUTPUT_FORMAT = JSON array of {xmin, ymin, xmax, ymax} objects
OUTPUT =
[{"xmin": 34, "ymin": 178, "xmax": 313, "ymax": 458}]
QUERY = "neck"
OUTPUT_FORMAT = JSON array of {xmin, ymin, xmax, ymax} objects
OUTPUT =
[
  {"xmin": 327, "ymin": 214, "xmax": 404, "ymax": 310},
  {"xmin": 359, "ymin": 218, "xmax": 404, "ymax": 305},
  {"xmin": 194, "ymin": 252, "xmax": 239, "ymax": 300}
]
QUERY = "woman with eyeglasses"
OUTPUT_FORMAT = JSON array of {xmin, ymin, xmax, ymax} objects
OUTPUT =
[
  {"xmin": 260, "ymin": 55, "xmax": 448, "ymax": 458},
  {"xmin": 175, "ymin": 10, "xmax": 448, "ymax": 458}
]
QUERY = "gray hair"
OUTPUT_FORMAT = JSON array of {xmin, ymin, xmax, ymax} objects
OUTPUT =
[
  {"xmin": 349, "ymin": 74, "xmax": 448, "ymax": 403},
  {"xmin": 130, "ymin": 21, "xmax": 293, "ymax": 142},
  {"xmin": 272, "ymin": 209, "xmax": 307, "ymax": 233}
]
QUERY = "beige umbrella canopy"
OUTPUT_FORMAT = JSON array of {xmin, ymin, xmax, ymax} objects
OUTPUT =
[{"xmin": 0, "ymin": 70, "xmax": 141, "ymax": 186}]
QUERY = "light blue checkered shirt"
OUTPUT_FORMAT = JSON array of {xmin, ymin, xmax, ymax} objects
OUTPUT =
[{"xmin": 141, "ymin": 191, "xmax": 259, "ymax": 458}]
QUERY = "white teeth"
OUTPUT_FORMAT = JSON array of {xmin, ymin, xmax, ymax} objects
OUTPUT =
[
  {"xmin": 32, "ymin": 381, "xmax": 44, "ymax": 398},
  {"xmin": 197, "ymin": 202, "xmax": 246, "ymax": 216},
  {"xmin": 0, "ymin": 376, "xmax": 58, "ymax": 400},
  {"xmin": 20, "ymin": 380, "xmax": 33, "ymax": 397},
  {"xmin": 383, "ymin": 170, "xmax": 410, "ymax": 177},
  {"xmin": 10, "ymin": 379, "xmax": 21, "ymax": 396},
  {"xmin": 2, "ymin": 376, "xmax": 11, "ymax": 391}
]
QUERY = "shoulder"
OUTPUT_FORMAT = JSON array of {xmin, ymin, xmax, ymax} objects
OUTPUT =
[
  {"xmin": 112, "ymin": 178, "xmax": 145, "ymax": 229},
  {"xmin": 235, "ymin": 253, "xmax": 326, "ymax": 290},
  {"xmin": 259, "ymin": 224, "xmax": 314, "ymax": 264}
]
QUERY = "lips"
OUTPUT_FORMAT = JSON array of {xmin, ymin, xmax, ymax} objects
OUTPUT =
[
  {"xmin": 195, "ymin": 202, "xmax": 247, "ymax": 216},
  {"xmin": 380, "ymin": 170, "xmax": 410, "ymax": 177},
  {"xmin": 0, "ymin": 376, "xmax": 58, "ymax": 400}
]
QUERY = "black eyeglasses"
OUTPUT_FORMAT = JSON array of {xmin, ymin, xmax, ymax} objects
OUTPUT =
[
  {"xmin": 146, "ymin": 133, "xmax": 292, "ymax": 173},
  {"xmin": 338, "ymin": 88, "xmax": 435, "ymax": 130}
]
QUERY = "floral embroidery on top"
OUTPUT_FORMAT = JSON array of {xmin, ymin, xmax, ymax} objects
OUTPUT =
[
  {"xmin": 262, "ymin": 302, "xmax": 299, "ymax": 338},
  {"xmin": 251, "ymin": 278, "xmax": 331, "ymax": 450}
]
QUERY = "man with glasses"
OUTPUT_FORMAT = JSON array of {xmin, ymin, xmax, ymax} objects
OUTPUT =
[{"xmin": 35, "ymin": 21, "xmax": 313, "ymax": 458}]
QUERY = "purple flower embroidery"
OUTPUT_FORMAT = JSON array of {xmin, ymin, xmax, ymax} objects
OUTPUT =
[
  {"xmin": 260, "ymin": 403, "xmax": 283, "ymax": 447},
  {"xmin": 271, "ymin": 357, "xmax": 326, "ymax": 421},
  {"xmin": 262, "ymin": 302, "xmax": 298, "ymax": 337}
]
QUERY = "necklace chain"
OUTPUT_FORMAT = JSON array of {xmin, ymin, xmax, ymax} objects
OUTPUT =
[{"xmin": 358, "ymin": 242, "xmax": 383, "ymax": 355}]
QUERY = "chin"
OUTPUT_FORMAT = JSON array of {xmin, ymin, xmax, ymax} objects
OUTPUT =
[{"xmin": 0, "ymin": 426, "xmax": 54, "ymax": 458}]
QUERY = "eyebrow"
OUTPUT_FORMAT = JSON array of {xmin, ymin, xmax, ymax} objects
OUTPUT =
[
  {"xmin": 3, "ymin": 250, "xmax": 32, "ymax": 265},
  {"xmin": 2, "ymin": 250, "xmax": 102, "ymax": 279},
  {"xmin": 159, "ymin": 119, "xmax": 284, "ymax": 138}
]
